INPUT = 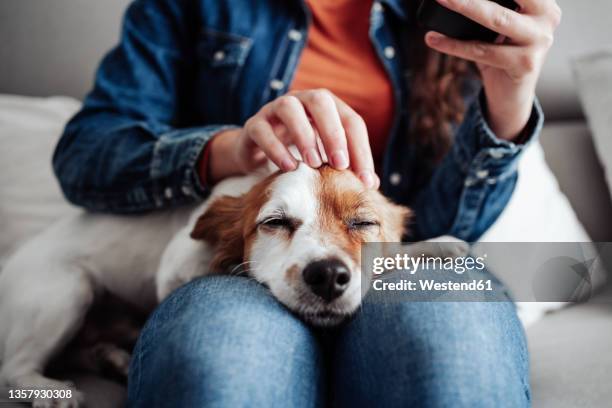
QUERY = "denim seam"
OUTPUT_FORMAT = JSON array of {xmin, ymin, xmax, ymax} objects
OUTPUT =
[
  {"xmin": 450, "ymin": 180, "xmax": 491, "ymax": 238},
  {"xmin": 200, "ymin": 27, "xmax": 253, "ymax": 44},
  {"xmin": 370, "ymin": 8, "xmax": 405, "ymax": 192},
  {"xmin": 132, "ymin": 339, "xmax": 143, "ymax": 401},
  {"xmin": 261, "ymin": 25, "xmax": 292, "ymax": 103}
]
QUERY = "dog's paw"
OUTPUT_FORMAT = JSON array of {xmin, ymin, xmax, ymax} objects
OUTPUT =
[
  {"xmin": 104, "ymin": 347, "xmax": 131, "ymax": 378},
  {"xmin": 31, "ymin": 385, "xmax": 85, "ymax": 408},
  {"xmin": 425, "ymin": 236, "xmax": 470, "ymax": 258},
  {"xmin": 92, "ymin": 342, "xmax": 131, "ymax": 379}
]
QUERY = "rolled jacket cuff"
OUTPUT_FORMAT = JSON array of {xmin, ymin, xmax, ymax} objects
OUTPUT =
[
  {"xmin": 452, "ymin": 90, "xmax": 544, "ymax": 186},
  {"xmin": 151, "ymin": 124, "xmax": 240, "ymax": 207}
]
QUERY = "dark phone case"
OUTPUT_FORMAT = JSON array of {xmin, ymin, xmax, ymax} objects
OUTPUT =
[{"xmin": 417, "ymin": 0, "xmax": 518, "ymax": 42}]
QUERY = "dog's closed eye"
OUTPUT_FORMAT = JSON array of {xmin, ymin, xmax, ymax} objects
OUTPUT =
[
  {"xmin": 347, "ymin": 218, "xmax": 380, "ymax": 230},
  {"xmin": 258, "ymin": 216, "xmax": 301, "ymax": 232},
  {"xmin": 346, "ymin": 218, "xmax": 380, "ymax": 230}
]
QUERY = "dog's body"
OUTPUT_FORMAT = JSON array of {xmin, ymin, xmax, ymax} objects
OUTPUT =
[
  {"xmin": 0, "ymin": 171, "xmax": 262, "ymax": 407},
  {"xmin": 0, "ymin": 164, "xmax": 467, "ymax": 407}
]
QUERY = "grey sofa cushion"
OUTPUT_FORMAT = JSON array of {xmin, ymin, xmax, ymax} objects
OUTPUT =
[
  {"xmin": 573, "ymin": 49, "xmax": 612, "ymax": 205},
  {"xmin": 540, "ymin": 122, "xmax": 612, "ymax": 242},
  {"xmin": 0, "ymin": 95, "xmax": 80, "ymax": 267},
  {"xmin": 528, "ymin": 283, "xmax": 612, "ymax": 408}
]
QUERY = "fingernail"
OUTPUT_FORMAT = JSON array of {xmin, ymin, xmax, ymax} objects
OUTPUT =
[
  {"xmin": 281, "ymin": 158, "xmax": 296, "ymax": 172},
  {"xmin": 305, "ymin": 148, "xmax": 322, "ymax": 168},
  {"xmin": 331, "ymin": 151, "xmax": 349, "ymax": 169},
  {"xmin": 359, "ymin": 170, "xmax": 375, "ymax": 189},
  {"xmin": 427, "ymin": 32, "xmax": 443, "ymax": 45}
]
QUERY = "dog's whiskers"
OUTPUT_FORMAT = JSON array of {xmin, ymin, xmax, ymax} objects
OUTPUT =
[{"xmin": 229, "ymin": 260, "xmax": 258, "ymax": 276}]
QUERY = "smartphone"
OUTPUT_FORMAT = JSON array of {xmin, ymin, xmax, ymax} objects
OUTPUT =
[{"xmin": 417, "ymin": 0, "xmax": 519, "ymax": 43}]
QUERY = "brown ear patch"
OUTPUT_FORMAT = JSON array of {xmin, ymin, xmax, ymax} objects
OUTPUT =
[
  {"xmin": 381, "ymin": 201, "xmax": 412, "ymax": 242},
  {"xmin": 190, "ymin": 195, "xmax": 245, "ymax": 272},
  {"xmin": 189, "ymin": 173, "xmax": 278, "ymax": 273}
]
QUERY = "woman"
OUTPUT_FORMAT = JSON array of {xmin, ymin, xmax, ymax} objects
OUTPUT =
[{"xmin": 53, "ymin": 0, "xmax": 560, "ymax": 406}]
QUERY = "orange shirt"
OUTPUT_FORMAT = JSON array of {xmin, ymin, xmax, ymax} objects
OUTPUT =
[{"xmin": 290, "ymin": 0, "xmax": 394, "ymax": 167}]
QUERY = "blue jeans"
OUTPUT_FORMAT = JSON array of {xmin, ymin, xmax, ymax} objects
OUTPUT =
[{"xmin": 127, "ymin": 275, "xmax": 529, "ymax": 407}]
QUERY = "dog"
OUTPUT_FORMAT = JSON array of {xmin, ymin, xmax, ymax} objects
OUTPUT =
[{"xmin": 0, "ymin": 162, "xmax": 468, "ymax": 407}]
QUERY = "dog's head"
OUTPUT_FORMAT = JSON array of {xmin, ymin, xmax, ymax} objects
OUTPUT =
[{"xmin": 191, "ymin": 164, "xmax": 411, "ymax": 326}]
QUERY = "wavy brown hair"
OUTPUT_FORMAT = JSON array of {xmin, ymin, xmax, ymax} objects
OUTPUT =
[{"xmin": 406, "ymin": 18, "xmax": 477, "ymax": 162}]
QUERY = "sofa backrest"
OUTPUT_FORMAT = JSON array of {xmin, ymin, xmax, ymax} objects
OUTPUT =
[{"xmin": 537, "ymin": 0, "xmax": 612, "ymax": 120}]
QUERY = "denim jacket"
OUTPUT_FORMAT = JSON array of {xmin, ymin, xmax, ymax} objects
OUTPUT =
[{"xmin": 53, "ymin": 0, "xmax": 543, "ymax": 242}]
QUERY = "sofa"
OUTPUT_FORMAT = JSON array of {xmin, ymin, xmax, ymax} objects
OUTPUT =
[{"xmin": 1, "ymin": 0, "xmax": 611, "ymax": 407}]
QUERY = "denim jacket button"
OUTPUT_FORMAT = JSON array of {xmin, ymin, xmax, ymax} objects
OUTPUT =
[
  {"xmin": 181, "ymin": 186, "xmax": 192, "ymax": 196},
  {"xmin": 476, "ymin": 169, "xmax": 489, "ymax": 179},
  {"xmin": 389, "ymin": 172, "xmax": 402, "ymax": 186},
  {"xmin": 373, "ymin": 2, "xmax": 383, "ymax": 12},
  {"xmin": 213, "ymin": 50, "xmax": 226, "ymax": 62},
  {"xmin": 288, "ymin": 29, "xmax": 303, "ymax": 41},
  {"xmin": 489, "ymin": 150, "xmax": 504, "ymax": 159},
  {"xmin": 384, "ymin": 46, "xmax": 396, "ymax": 59},
  {"xmin": 270, "ymin": 79, "xmax": 285, "ymax": 90},
  {"xmin": 164, "ymin": 187, "xmax": 173, "ymax": 199}
]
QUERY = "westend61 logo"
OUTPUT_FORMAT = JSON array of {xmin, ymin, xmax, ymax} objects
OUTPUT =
[{"xmin": 372, "ymin": 253, "xmax": 487, "ymax": 275}]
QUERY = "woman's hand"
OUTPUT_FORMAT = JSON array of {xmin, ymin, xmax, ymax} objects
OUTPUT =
[
  {"xmin": 208, "ymin": 89, "xmax": 379, "ymax": 188},
  {"xmin": 425, "ymin": 0, "xmax": 562, "ymax": 140}
]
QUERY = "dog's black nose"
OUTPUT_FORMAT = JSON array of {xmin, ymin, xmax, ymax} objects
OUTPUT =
[{"xmin": 303, "ymin": 259, "xmax": 351, "ymax": 302}]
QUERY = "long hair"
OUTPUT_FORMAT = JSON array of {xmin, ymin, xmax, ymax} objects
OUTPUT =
[{"xmin": 405, "ymin": 11, "xmax": 476, "ymax": 162}]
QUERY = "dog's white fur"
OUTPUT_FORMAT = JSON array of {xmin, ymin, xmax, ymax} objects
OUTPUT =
[{"xmin": 0, "ymin": 163, "xmax": 467, "ymax": 407}]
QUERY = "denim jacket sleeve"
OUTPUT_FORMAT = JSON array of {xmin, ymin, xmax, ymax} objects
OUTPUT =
[
  {"xmin": 409, "ymin": 91, "xmax": 544, "ymax": 242},
  {"xmin": 53, "ymin": 0, "xmax": 235, "ymax": 213}
]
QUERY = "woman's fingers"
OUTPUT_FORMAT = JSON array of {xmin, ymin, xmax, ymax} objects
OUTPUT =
[
  {"xmin": 333, "ymin": 96, "xmax": 378, "ymax": 188},
  {"xmin": 299, "ymin": 89, "xmax": 350, "ymax": 170},
  {"xmin": 271, "ymin": 95, "xmax": 322, "ymax": 168},
  {"xmin": 426, "ymin": 32, "xmax": 505, "ymax": 66},
  {"xmin": 427, "ymin": 0, "xmax": 559, "ymax": 82},
  {"xmin": 246, "ymin": 89, "xmax": 376, "ymax": 188},
  {"xmin": 244, "ymin": 117, "xmax": 297, "ymax": 172},
  {"xmin": 435, "ymin": 0, "xmax": 537, "ymax": 44},
  {"xmin": 425, "ymin": 32, "xmax": 543, "ymax": 79},
  {"xmin": 515, "ymin": 0, "xmax": 559, "ymax": 18}
]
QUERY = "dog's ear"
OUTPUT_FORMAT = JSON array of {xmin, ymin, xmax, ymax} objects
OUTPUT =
[
  {"xmin": 191, "ymin": 195, "xmax": 245, "ymax": 271},
  {"xmin": 380, "ymin": 201, "xmax": 412, "ymax": 242}
]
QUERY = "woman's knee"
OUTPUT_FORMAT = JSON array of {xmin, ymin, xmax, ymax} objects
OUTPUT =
[
  {"xmin": 128, "ymin": 276, "xmax": 324, "ymax": 407},
  {"xmin": 333, "ymin": 299, "xmax": 529, "ymax": 407}
]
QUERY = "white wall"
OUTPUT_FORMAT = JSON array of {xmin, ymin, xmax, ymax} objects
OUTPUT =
[{"xmin": 0, "ymin": 0, "xmax": 130, "ymax": 99}]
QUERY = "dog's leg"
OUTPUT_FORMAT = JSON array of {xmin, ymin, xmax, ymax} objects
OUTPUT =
[
  {"xmin": 91, "ymin": 343, "xmax": 131, "ymax": 379},
  {"xmin": 0, "ymin": 262, "xmax": 93, "ymax": 408},
  {"xmin": 67, "ymin": 342, "xmax": 131, "ymax": 380}
]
